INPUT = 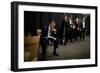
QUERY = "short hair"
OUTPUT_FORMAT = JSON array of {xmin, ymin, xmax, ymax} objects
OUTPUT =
[{"xmin": 49, "ymin": 19, "xmax": 56, "ymax": 24}]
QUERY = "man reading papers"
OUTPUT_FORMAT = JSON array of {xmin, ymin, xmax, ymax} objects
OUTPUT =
[{"xmin": 40, "ymin": 19, "xmax": 59, "ymax": 60}]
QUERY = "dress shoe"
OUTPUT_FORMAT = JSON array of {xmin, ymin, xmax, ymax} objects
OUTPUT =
[{"xmin": 53, "ymin": 52, "xmax": 59, "ymax": 56}]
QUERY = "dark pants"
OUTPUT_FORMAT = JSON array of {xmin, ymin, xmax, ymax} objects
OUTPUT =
[
  {"xmin": 64, "ymin": 31, "xmax": 69, "ymax": 45},
  {"xmin": 59, "ymin": 34, "xmax": 63, "ymax": 44},
  {"xmin": 69, "ymin": 28, "xmax": 73, "ymax": 42},
  {"xmin": 40, "ymin": 37, "xmax": 58, "ymax": 59},
  {"xmin": 80, "ymin": 29, "xmax": 86, "ymax": 40},
  {"xmin": 74, "ymin": 28, "xmax": 79, "ymax": 41}
]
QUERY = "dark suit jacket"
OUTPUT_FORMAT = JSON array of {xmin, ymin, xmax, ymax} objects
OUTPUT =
[
  {"xmin": 75, "ymin": 21, "xmax": 79, "ymax": 28},
  {"xmin": 59, "ymin": 19, "xmax": 70, "ymax": 37},
  {"xmin": 41, "ymin": 25, "xmax": 57, "ymax": 38},
  {"xmin": 79, "ymin": 21, "xmax": 86, "ymax": 30},
  {"xmin": 41, "ymin": 25, "xmax": 48, "ymax": 38},
  {"xmin": 40, "ymin": 25, "xmax": 57, "ymax": 44}
]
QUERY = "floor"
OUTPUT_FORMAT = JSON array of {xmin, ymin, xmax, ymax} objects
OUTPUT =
[{"xmin": 38, "ymin": 36, "xmax": 90, "ymax": 61}]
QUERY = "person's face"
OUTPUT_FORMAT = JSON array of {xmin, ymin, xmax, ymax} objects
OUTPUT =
[
  {"xmin": 50, "ymin": 21, "xmax": 56, "ymax": 27},
  {"xmin": 76, "ymin": 18, "xmax": 79, "ymax": 22},
  {"xmin": 64, "ymin": 16, "xmax": 68, "ymax": 22},
  {"xmin": 70, "ymin": 15, "xmax": 73, "ymax": 19},
  {"xmin": 83, "ymin": 17, "xmax": 86, "ymax": 21},
  {"xmin": 64, "ymin": 16, "xmax": 68, "ymax": 20}
]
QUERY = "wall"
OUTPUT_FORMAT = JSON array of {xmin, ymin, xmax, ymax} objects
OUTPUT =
[{"xmin": 0, "ymin": 0, "xmax": 99, "ymax": 73}]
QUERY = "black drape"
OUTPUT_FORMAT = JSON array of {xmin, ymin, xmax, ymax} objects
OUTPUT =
[
  {"xmin": 24, "ymin": 11, "xmax": 90, "ymax": 37},
  {"xmin": 24, "ymin": 11, "xmax": 64, "ymax": 36}
]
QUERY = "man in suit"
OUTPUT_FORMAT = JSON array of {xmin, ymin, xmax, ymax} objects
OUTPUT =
[
  {"xmin": 60, "ymin": 15, "xmax": 70, "ymax": 45},
  {"xmin": 40, "ymin": 20, "xmax": 59, "ymax": 60},
  {"xmin": 69, "ymin": 15, "xmax": 74, "ymax": 43},
  {"xmin": 79, "ymin": 16, "xmax": 87, "ymax": 41},
  {"xmin": 74, "ymin": 17, "xmax": 80, "ymax": 41}
]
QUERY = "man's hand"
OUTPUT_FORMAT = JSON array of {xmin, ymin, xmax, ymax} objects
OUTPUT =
[
  {"xmin": 52, "ymin": 28, "xmax": 56, "ymax": 32},
  {"xmin": 37, "ymin": 29, "xmax": 42, "ymax": 35}
]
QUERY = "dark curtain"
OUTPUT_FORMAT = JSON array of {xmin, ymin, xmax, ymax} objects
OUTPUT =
[
  {"xmin": 24, "ymin": 11, "xmax": 90, "ymax": 37},
  {"xmin": 24, "ymin": 11, "xmax": 64, "ymax": 37},
  {"xmin": 86, "ymin": 15, "xmax": 90, "ymax": 35}
]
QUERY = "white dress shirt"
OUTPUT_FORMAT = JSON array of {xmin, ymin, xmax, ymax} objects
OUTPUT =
[
  {"xmin": 47, "ymin": 25, "xmax": 51, "ymax": 37},
  {"xmin": 83, "ymin": 20, "xmax": 85, "ymax": 29},
  {"xmin": 69, "ymin": 19, "xmax": 73, "ymax": 28},
  {"xmin": 46, "ymin": 25, "xmax": 56, "ymax": 40}
]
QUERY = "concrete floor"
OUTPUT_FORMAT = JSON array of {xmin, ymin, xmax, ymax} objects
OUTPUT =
[{"xmin": 39, "ymin": 36, "xmax": 90, "ymax": 61}]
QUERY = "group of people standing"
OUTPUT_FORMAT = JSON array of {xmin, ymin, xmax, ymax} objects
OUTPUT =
[
  {"xmin": 59, "ymin": 15, "xmax": 87, "ymax": 45},
  {"xmin": 40, "ymin": 15, "xmax": 87, "ymax": 60}
]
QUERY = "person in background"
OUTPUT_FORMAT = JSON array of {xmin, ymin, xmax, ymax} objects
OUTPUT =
[
  {"xmin": 61, "ymin": 15, "xmax": 70, "ymax": 45},
  {"xmin": 79, "ymin": 16, "xmax": 87, "ymax": 41},
  {"xmin": 69, "ymin": 15, "xmax": 74, "ymax": 43},
  {"xmin": 74, "ymin": 17, "xmax": 80, "ymax": 41},
  {"xmin": 40, "ymin": 19, "xmax": 59, "ymax": 60}
]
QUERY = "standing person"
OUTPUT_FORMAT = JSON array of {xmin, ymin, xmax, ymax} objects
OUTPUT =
[
  {"xmin": 79, "ymin": 16, "xmax": 87, "ymax": 41},
  {"xmin": 40, "ymin": 19, "xmax": 59, "ymax": 60},
  {"xmin": 69, "ymin": 15, "xmax": 74, "ymax": 43},
  {"xmin": 60, "ymin": 15, "xmax": 70, "ymax": 45},
  {"xmin": 74, "ymin": 17, "xmax": 80, "ymax": 41}
]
